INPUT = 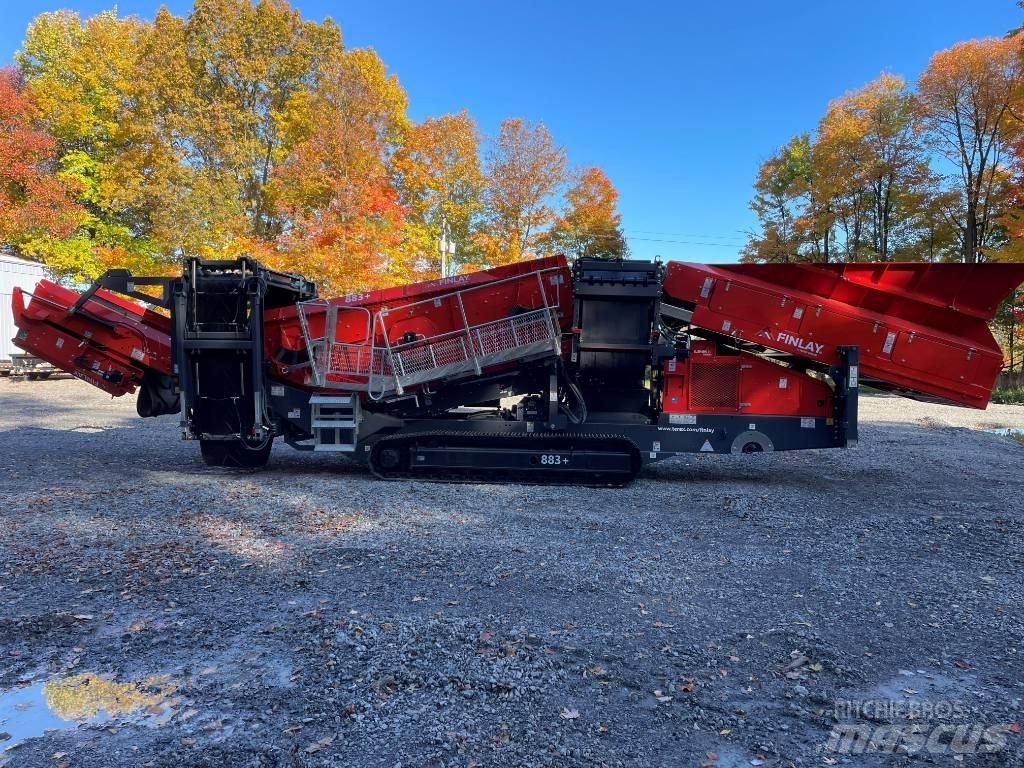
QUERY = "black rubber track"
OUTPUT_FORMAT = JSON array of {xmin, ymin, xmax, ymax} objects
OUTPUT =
[{"xmin": 367, "ymin": 430, "xmax": 642, "ymax": 487}]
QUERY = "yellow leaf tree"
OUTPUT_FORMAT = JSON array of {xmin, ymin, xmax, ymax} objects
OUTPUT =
[
  {"xmin": 918, "ymin": 36, "xmax": 1023, "ymax": 262},
  {"xmin": 393, "ymin": 110, "xmax": 485, "ymax": 275},
  {"xmin": 476, "ymin": 118, "xmax": 567, "ymax": 266}
]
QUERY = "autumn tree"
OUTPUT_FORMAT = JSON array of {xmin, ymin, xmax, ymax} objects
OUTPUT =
[
  {"xmin": 742, "ymin": 135, "xmax": 816, "ymax": 262},
  {"xmin": 17, "ymin": 1, "xmax": 345, "ymax": 274},
  {"xmin": 9, "ymin": 2, "xmax": 622, "ymax": 290},
  {"xmin": 17, "ymin": 10, "xmax": 163, "ymax": 276},
  {"xmin": 477, "ymin": 118, "xmax": 567, "ymax": 266},
  {"xmin": 816, "ymin": 74, "xmax": 932, "ymax": 261},
  {"xmin": 813, "ymin": 129, "xmax": 870, "ymax": 262},
  {"xmin": 918, "ymin": 36, "xmax": 1023, "ymax": 262},
  {"xmin": 393, "ymin": 110, "xmax": 485, "ymax": 274},
  {"xmin": 901, "ymin": 180, "xmax": 962, "ymax": 261},
  {"xmin": 539, "ymin": 167, "xmax": 627, "ymax": 260},
  {"xmin": 746, "ymin": 73, "xmax": 959, "ymax": 265},
  {"xmin": 992, "ymin": 288, "xmax": 1024, "ymax": 371},
  {"xmin": 0, "ymin": 66, "xmax": 83, "ymax": 272},
  {"xmin": 269, "ymin": 48, "xmax": 412, "ymax": 293},
  {"xmin": 172, "ymin": 0, "xmax": 344, "ymax": 250}
]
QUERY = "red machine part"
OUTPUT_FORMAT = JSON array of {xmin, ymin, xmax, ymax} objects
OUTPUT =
[
  {"xmin": 662, "ymin": 340, "xmax": 833, "ymax": 418},
  {"xmin": 10, "ymin": 280, "xmax": 172, "ymax": 396},
  {"xmin": 264, "ymin": 256, "xmax": 572, "ymax": 390},
  {"xmin": 663, "ymin": 261, "xmax": 1024, "ymax": 408}
]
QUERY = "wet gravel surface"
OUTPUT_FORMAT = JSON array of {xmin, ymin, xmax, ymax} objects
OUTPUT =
[{"xmin": 1, "ymin": 377, "xmax": 1023, "ymax": 767}]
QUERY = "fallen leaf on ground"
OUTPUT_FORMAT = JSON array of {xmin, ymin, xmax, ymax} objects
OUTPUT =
[
  {"xmin": 560, "ymin": 708, "xmax": 580, "ymax": 720},
  {"xmin": 305, "ymin": 735, "xmax": 335, "ymax": 753}
]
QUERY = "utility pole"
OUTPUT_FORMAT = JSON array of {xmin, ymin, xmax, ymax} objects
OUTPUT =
[{"xmin": 439, "ymin": 216, "xmax": 456, "ymax": 278}]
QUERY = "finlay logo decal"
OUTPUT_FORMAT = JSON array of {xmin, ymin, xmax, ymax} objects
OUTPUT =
[
  {"xmin": 757, "ymin": 328, "xmax": 825, "ymax": 356},
  {"xmin": 777, "ymin": 332, "xmax": 824, "ymax": 355}
]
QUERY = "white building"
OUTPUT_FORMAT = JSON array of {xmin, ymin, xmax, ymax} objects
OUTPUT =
[{"xmin": 0, "ymin": 253, "xmax": 50, "ymax": 369}]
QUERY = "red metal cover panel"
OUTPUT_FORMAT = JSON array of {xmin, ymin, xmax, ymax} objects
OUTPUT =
[
  {"xmin": 663, "ymin": 261, "xmax": 1024, "ymax": 408},
  {"xmin": 662, "ymin": 342, "xmax": 833, "ymax": 418}
]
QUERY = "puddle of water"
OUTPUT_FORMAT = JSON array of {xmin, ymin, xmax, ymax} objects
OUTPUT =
[
  {"xmin": 0, "ymin": 674, "xmax": 179, "ymax": 752},
  {"xmin": 708, "ymin": 743, "xmax": 766, "ymax": 768},
  {"xmin": 870, "ymin": 670, "xmax": 963, "ymax": 701},
  {"xmin": 985, "ymin": 427, "xmax": 1024, "ymax": 437}
]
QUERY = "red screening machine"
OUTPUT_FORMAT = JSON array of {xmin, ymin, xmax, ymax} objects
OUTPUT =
[{"xmin": 10, "ymin": 255, "xmax": 1024, "ymax": 484}]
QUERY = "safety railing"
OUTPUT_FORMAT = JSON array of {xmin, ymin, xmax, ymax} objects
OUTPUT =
[
  {"xmin": 297, "ymin": 267, "xmax": 563, "ymax": 398},
  {"xmin": 387, "ymin": 308, "xmax": 558, "ymax": 389}
]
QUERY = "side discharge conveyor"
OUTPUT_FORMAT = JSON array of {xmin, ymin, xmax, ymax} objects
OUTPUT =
[{"xmin": 9, "ymin": 254, "xmax": 1024, "ymax": 484}]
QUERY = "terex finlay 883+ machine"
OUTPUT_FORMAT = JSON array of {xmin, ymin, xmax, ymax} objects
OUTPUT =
[{"xmin": 10, "ymin": 256, "xmax": 1024, "ymax": 484}]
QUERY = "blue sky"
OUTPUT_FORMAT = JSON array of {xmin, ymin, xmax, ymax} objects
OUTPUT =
[{"xmin": 2, "ymin": 0, "xmax": 1021, "ymax": 263}]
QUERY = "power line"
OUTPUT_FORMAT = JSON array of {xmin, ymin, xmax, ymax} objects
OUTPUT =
[
  {"xmin": 546, "ymin": 226, "xmax": 747, "ymax": 248},
  {"xmin": 554, "ymin": 224, "xmax": 748, "ymax": 245},
  {"xmin": 624, "ymin": 229, "xmax": 747, "ymax": 241},
  {"xmin": 625, "ymin": 236, "xmax": 742, "ymax": 248}
]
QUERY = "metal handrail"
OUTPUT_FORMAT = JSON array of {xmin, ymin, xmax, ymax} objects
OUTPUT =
[{"xmin": 297, "ymin": 266, "xmax": 564, "ymax": 396}]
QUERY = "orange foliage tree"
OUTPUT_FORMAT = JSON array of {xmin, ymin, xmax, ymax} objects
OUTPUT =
[
  {"xmin": 917, "ymin": 36, "xmax": 1023, "ymax": 262},
  {"xmin": 539, "ymin": 167, "xmax": 627, "ymax": 260},
  {"xmin": 393, "ymin": 110, "xmax": 486, "ymax": 273},
  {"xmin": 268, "ymin": 49, "xmax": 413, "ymax": 294},
  {"xmin": 476, "ymin": 118, "xmax": 567, "ymax": 266},
  {"xmin": 10, "ymin": 1, "xmax": 622, "ymax": 291},
  {"xmin": 0, "ymin": 66, "xmax": 82, "ymax": 257}
]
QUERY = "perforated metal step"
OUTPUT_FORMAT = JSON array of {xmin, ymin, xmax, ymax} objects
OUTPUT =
[{"xmin": 310, "ymin": 394, "xmax": 359, "ymax": 452}]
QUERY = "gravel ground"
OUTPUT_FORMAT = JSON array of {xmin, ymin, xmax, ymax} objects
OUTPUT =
[{"xmin": 1, "ymin": 376, "xmax": 1023, "ymax": 767}]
